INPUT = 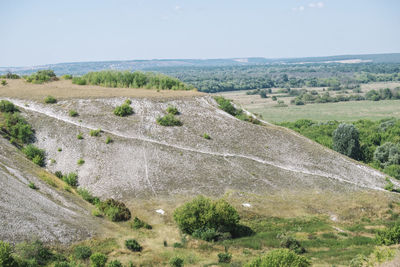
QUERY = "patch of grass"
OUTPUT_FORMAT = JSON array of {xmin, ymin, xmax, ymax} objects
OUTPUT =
[
  {"xmin": 69, "ymin": 110, "xmax": 79, "ymax": 117},
  {"xmin": 105, "ymin": 136, "xmax": 112, "ymax": 144},
  {"xmin": 28, "ymin": 182, "xmax": 37, "ymax": 190},
  {"xmin": 131, "ymin": 217, "xmax": 152, "ymax": 230},
  {"xmin": 166, "ymin": 106, "xmax": 180, "ymax": 115},
  {"xmin": 114, "ymin": 103, "xmax": 133, "ymax": 117},
  {"xmin": 22, "ymin": 144, "xmax": 45, "ymax": 166},
  {"xmin": 125, "ymin": 239, "xmax": 142, "ymax": 252},
  {"xmin": 77, "ymin": 158, "xmax": 85, "ymax": 165},
  {"xmin": 77, "ymin": 188, "xmax": 100, "ymax": 205},
  {"xmin": 57, "ymin": 147, "xmax": 62, "ymax": 152},
  {"xmin": 44, "ymin": 95, "xmax": 57, "ymax": 104},
  {"xmin": 157, "ymin": 114, "xmax": 182, "ymax": 126},
  {"xmin": 63, "ymin": 172, "xmax": 78, "ymax": 187},
  {"xmin": 90, "ymin": 129, "xmax": 101, "ymax": 137},
  {"xmin": 77, "ymin": 133, "xmax": 83, "ymax": 139},
  {"xmin": 203, "ymin": 133, "xmax": 211, "ymax": 140}
]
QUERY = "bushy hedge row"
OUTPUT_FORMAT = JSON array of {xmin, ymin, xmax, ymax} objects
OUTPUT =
[
  {"xmin": 25, "ymin": 70, "xmax": 58, "ymax": 84},
  {"xmin": 214, "ymin": 96, "xmax": 261, "ymax": 125},
  {"xmin": 72, "ymin": 70, "xmax": 193, "ymax": 90}
]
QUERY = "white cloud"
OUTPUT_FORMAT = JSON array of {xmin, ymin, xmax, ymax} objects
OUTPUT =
[
  {"xmin": 308, "ymin": 2, "xmax": 324, "ymax": 8},
  {"xmin": 174, "ymin": 5, "xmax": 182, "ymax": 11},
  {"xmin": 292, "ymin": 5, "xmax": 305, "ymax": 12}
]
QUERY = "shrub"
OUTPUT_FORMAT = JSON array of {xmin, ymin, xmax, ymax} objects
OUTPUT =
[
  {"xmin": 0, "ymin": 241, "xmax": 17, "ymax": 267},
  {"xmin": 44, "ymin": 95, "xmax": 57, "ymax": 104},
  {"xmin": 98, "ymin": 199, "xmax": 131, "ymax": 221},
  {"xmin": 384, "ymin": 177, "xmax": 395, "ymax": 191},
  {"xmin": 63, "ymin": 172, "xmax": 78, "ymax": 187},
  {"xmin": 169, "ymin": 256, "xmax": 184, "ymax": 267},
  {"xmin": 156, "ymin": 114, "xmax": 182, "ymax": 126},
  {"xmin": 384, "ymin": 164, "xmax": 400, "ymax": 179},
  {"xmin": 113, "ymin": 104, "xmax": 133, "ymax": 117},
  {"xmin": 173, "ymin": 195, "xmax": 240, "ymax": 236},
  {"xmin": 61, "ymin": 74, "xmax": 73, "ymax": 80},
  {"xmin": 244, "ymin": 249, "xmax": 310, "ymax": 267},
  {"xmin": 92, "ymin": 208, "xmax": 102, "ymax": 217},
  {"xmin": 72, "ymin": 77, "xmax": 87, "ymax": 85},
  {"xmin": 218, "ymin": 252, "xmax": 232, "ymax": 263},
  {"xmin": 14, "ymin": 240, "xmax": 53, "ymax": 266},
  {"xmin": 77, "ymin": 133, "xmax": 83, "ymax": 139},
  {"xmin": 77, "ymin": 188, "xmax": 100, "ymax": 205},
  {"xmin": 107, "ymin": 260, "xmax": 123, "ymax": 267},
  {"xmin": 90, "ymin": 129, "xmax": 101, "ymax": 137},
  {"xmin": 77, "ymin": 159, "xmax": 85, "ymax": 165},
  {"xmin": 28, "ymin": 182, "xmax": 37, "ymax": 190},
  {"xmin": 105, "ymin": 136, "xmax": 112, "ymax": 144},
  {"xmin": 173, "ymin": 243, "xmax": 183, "ymax": 248},
  {"xmin": 69, "ymin": 110, "xmax": 78, "ymax": 117},
  {"xmin": 278, "ymin": 234, "xmax": 306, "ymax": 254},
  {"xmin": 90, "ymin": 253, "xmax": 107, "ymax": 267},
  {"xmin": 376, "ymin": 224, "xmax": 400, "ymax": 245},
  {"xmin": 1, "ymin": 80, "xmax": 7, "ymax": 86},
  {"xmin": 125, "ymin": 239, "xmax": 142, "ymax": 252},
  {"xmin": 0, "ymin": 100, "xmax": 18, "ymax": 113},
  {"xmin": 26, "ymin": 70, "xmax": 57, "ymax": 84},
  {"xmin": 374, "ymin": 142, "xmax": 400, "ymax": 168},
  {"xmin": 166, "ymin": 106, "xmax": 179, "ymax": 115},
  {"xmin": 54, "ymin": 261, "xmax": 71, "ymax": 267},
  {"xmin": 3, "ymin": 112, "xmax": 34, "ymax": 144},
  {"xmin": 203, "ymin": 133, "xmax": 211, "ymax": 140},
  {"xmin": 332, "ymin": 123, "xmax": 361, "ymax": 160},
  {"xmin": 192, "ymin": 227, "xmax": 219, "ymax": 241},
  {"xmin": 74, "ymin": 246, "xmax": 92, "ymax": 260},
  {"xmin": 22, "ymin": 144, "xmax": 45, "ymax": 166},
  {"xmin": 125, "ymin": 99, "xmax": 132, "ymax": 105},
  {"xmin": 57, "ymin": 148, "xmax": 62, "ymax": 152},
  {"xmin": 131, "ymin": 217, "xmax": 152, "ymax": 230},
  {"xmin": 55, "ymin": 171, "xmax": 63, "ymax": 178}
]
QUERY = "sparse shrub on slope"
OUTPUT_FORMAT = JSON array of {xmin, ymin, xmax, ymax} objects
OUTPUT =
[
  {"xmin": 169, "ymin": 256, "xmax": 184, "ymax": 267},
  {"xmin": 278, "ymin": 234, "xmax": 306, "ymax": 254},
  {"xmin": 90, "ymin": 253, "xmax": 107, "ymax": 267},
  {"xmin": 26, "ymin": 70, "xmax": 58, "ymax": 84},
  {"xmin": 14, "ymin": 240, "xmax": 53, "ymax": 266},
  {"xmin": 22, "ymin": 144, "xmax": 45, "ymax": 166},
  {"xmin": 113, "ymin": 103, "xmax": 133, "ymax": 117},
  {"xmin": 61, "ymin": 74, "xmax": 73, "ymax": 80},
  {"xmin": 0, "ymin": 241, "xmax": 17, "ymax": 267},
  {"xmin": 131, "ymin": 217, "xmax": 152, "ymax": 229},
  {"xmin": 107, "ymin": 260, "xmax": 123, "ymax": 267},
  {"xmin": 77, "ymin": 188, "xmax": 100, "ymax": 205},
  {"xmin": 90, "ymin": 129, "xmax": 101, "ymax": 137},
  {"xmin": 166, "ymin": 105, "xmax": 179, "ymax": 115},
  {"xmin": 69, "ymin": 110, "xmax": 78, "ymax": 117},
  {"xmin": 245, "ymin": 249, "xmax": 311, "ymax": 267},
  {"xmin": 0, "ymin": 100, "xmax": 18, "ymax": 113},
  {"xmin": 74, "ymin": 246, "xmax": 92, "ymax": 260},
  {"xmin": 98, "ymin": 199, "xmax": 131, "ymax": 222},
  {"xmin": 384, "ymin": 164, "xmax": 400, "ymax": 179},
  {"xmin": 376, "ymin": 224, "xmax": 400, "ymax": 245},
  {"xmin": 214, "ymin": 96, "xmax": 261, "ymax": 125},
  {"xmin": 332, "ymin": 123, "xmax": 361, "ymax": 160},
  {"xmin": 44, "ymin": 95, "xmax": 57, "ymax": 104},
  {"xmin": 63, "ymin": 172, "xmax": 78, "ymax": 187},
  {"xmin": 374, "ymin": 142, "xmax": 400, "ymax": 168},
  {"xmin": 157, "ymin": 114, "xmax": 182, "ymax": 126},
  {"xmin": 125, "ymin": 239, "xmax": 142, "ymax": 252},
  {"xmin": 2, "ymin": 112, "xmax": 34, "ymax": 145},
  {"xmin": 173, "ymin": 195, "xmax": 240, "ymax": 239}
]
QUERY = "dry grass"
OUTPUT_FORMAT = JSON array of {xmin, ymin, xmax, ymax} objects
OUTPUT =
[{"xmin": 0, "ymin": 79, "xmax": 203, "ymax": 100}]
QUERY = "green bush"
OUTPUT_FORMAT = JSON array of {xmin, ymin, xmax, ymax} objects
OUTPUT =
[
  {"xmin": 244, "ymin": 249, "xmax": 310, "ymax": 267},
  {"xmin": 77, "ymin": 133, "xmax": 83, "ymax": 139},
  {"xmin": 203, "ymin": 133, "xmax": 211, "ymax": 140},
  {"xmin": 0, "ymin": 241, "xmax": 17, "ymax": 267},
  {"xmin": 166, "ymin": 106, "xmax": 179, "ymax": 115},
  {"xmin": 114, "ymin": 104, "xmax": 133, "ymax": 117},
  {"xmin": 71, "ymin": 70, "xmax": 192, "ymax": 90},
  {"xmin": 278, "ymin": 234, "xmax": 306, "ymax": 254},
  {"xmin": 376, "ymin": 224, "xmax": 400, "ymax": 245},
  {"xmin": 169, "ymin": 256, "xmax": 184, "ymax": 267},
  {"xmin": 14, "ymin": 240, "xmax": 53, "ymax": 266},
  {"xmin": 54, "ymin": 261, "xmax": 72, "ymax": 267},
  {"xmin": 77, "ymin": 159, "xmax": 85, "ymax": 165},
  {"xmin": 0, "ymin": 100, "xmax": 18, "ymax": 113},
  {"xmin": 2, "ymin": 112, "xmax": 34, "ymax": 144},
  {"xmin": 28, "ymin": 182, "xmax": 37, "ymax": 190},
  {"xmin": 214, "ymin": 96, "xmax": 261, "ymax": 125},
  {"xmin": 22, "ymin": 144, "xmax": 45, "ymax": 166},
  {"xmin": 105, "ymin": 136, "xmax": 112, "ymax": 144},
  {"xmin": 44, "ymin": 95, "xmax": 57, "ymax": 104},
  {"xmin": 26, "ymin": 70, "xmax": 57, "ymax": 84},
  {"xmin": 173, "ymin": 196, "xmax": 240, "ymax": 236},
  {"xmin": 384, "ymin": 177, "xmax": 395, "ymax": 191},
  {"xmin": 131, "ymin": 217, "xmax": 152, "ymax": 230},
  {"xmin": 374, "ymin": 142, "xmax": 400, "ymax": 168},
  {"xmin": 77, "ymin": 188, "xmax": 100, "ymax": 205},
  {"xmin": 74, "ymin": 246, "xmax": 92, "ymax": 260},
  {"xmin": 90, "ymin": 129, "xmax": 101, "ymax": 137},
  {"xmin": 125, "ymin": 239, "xmax": 142, "ymax": 252},
  {"xmin": 218, "ymin": 252, "xmax": 232, "ymax": 263},
  {"xmin": 90, "ymin": 253, "xmax": 107, "ymax": 267},
  {"xmin": 107, "ymin": 260, "xmax": 123, "ymax": 267},
  {"xmin": 125, "ymin": 99, "xmax": 132, "ymax": 105},
  {"xmin": 98, "ymin": 199, "xmax": 131, "ymax": 221},
  {"xmin": 332, "ymin": 123, "xmax": 361, "ymax": 160},
  {"xmin": 384, "ymin": 164, "xmax": 400, "ymax": 179},
  {"xmin": 69, "ymin": 110, "xmax": 78, "ymax": 117},
  {"xmin": 63, "ymin": 172, "xmax": 78, "ymax": 187},
  {"xmin": 192, "ymin": 227, "xmax": 219, "ymax": 241},
  {"xmin": 61, "ymin": 74, "xmax": 73, "ymax": 80},
  {"xmin": 55, "ymin": 171, "xmax": 63, "ymax": 178},
  {"xmin": 156, "ymin": 114, "xmax": 182, "ymax": 126},
  {"xmin": 173, "ymin": 243, "xmax": 183, "ymax": 248},
  {"xmin": 1, "ymin": 80, "xmax": 7, "ymax": 86}
]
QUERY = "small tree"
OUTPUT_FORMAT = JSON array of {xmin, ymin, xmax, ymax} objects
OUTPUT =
[
  {"xmin": 374, "ymin": 142, "xmax": 400, "ymax": 167},
  {"xmin": 0, "ymin": 241, "xmax": 17, "ymax": 267},
  {"xmin": 332, "ymin": 123, "xmax": 361, "ymax": 160}
]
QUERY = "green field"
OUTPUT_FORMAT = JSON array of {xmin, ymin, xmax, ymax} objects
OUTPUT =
[{"xmin": 250, "ymin": 100, "xmax": 400, "ymax": 122}]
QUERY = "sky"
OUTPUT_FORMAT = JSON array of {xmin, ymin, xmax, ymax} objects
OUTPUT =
[{"xmin": 0, "ymin": 0, "xmax": 399, "ymax": 67}]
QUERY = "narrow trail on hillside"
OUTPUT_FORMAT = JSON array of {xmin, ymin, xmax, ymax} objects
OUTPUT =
[{"xmin": 8, "ymin": 99, "xmax": 385, "ymax": 191}]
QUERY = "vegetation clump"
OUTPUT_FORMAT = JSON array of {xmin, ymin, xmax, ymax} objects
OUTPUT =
[
  {"xmin": 90, "ymin": 253, "xmax": 107, "ymax": 267},
  {"xmin": 0, "ymin": 100, "xmax": 19, "ymax": 113},
  {"xmin": 90, "ymin": 129, "xmax": 102, "ymax": 137},
  {"xmin": 113, "ymin": 103, "xmax": 133, "ymax": 117},
  {"xmin": 28, "ymin": 182, "xmax": 37, "ymax": 190},
  {"xmin": 214, "ymin": 96, "xmax": 260, "ymax": 125},
  {"xmin": 169, "ymin": 256, "xmax": 184, "ymax": 267},
  {"xmin": 125, "ymin": 239, "xmax": 142, "ymax": 252},
  {"xmin": 1, "ymin": 112, "xmax": 34, "ymax": 145},
  {"xmin": 244, "ymin": 249, "xmax": 310, "ymax": 267},
  {"xmin": 173, "ymin": 196, "xmax": 241, "ymax": 241},
  {"xmin": 22, "ymin": 144, "xmax": 45, "ymax": 166},
  {"xmin": 72, "ymin": 70, "xmax": 192, "ymax": 90},
  {"xmin": 44, "ymin": 95, "xmax": 57, "ymax": 104},
  {"xmin": 203, "ymin": 133, "xmax": 211, "ymax": 140},
  {"xmin": 77, "ymin": 158, "xmax": 85, "ymax": 165},
  {"xmin": 166, "ymin": 105, "xmax": 179, "ymax": 115},
  {"xmin": 62, "ymin": 172, "xmax": 78, "ymax": 187},
  {"xmin": 332, "ymin": 123, "xmax": 361, "ymax": 160},
  {"xmin": 69, "ymin": 110, "xmax": 78, "ymax": 117},
  {"xmin": 98, "ymin": 199, "xmax": 131, "ymax": 222},
  {"xmin": 157, "ymin": 114, "xmax": 182, "ymax": 126},
  {"xmin": 77, "ymin": 188, "xmax": 100, "ymax": 205},
  {"xmin": 376, "ymin": 224, "xmax": 400, "ymax": 245},
  {"xmin": 0, "ymin": 240, "xmax": 17, "ymax": 267},
  {"xmin": 14, "ymin": 240, "xmax": 53, "ymax": 266},
  {"xmin": 105, "ymin": 136, "xmax": 112, "ymax": 144},
  {"xmin": 26, "ymin": 70, "xmax": 58, "ymax": 84},
  {"xmin": 131, "ymin": 217, "xmax": 152, "ymax": 230},
  {"xmin": 74, "ymin": 246, "xmax": 92, "ymax": 260}
]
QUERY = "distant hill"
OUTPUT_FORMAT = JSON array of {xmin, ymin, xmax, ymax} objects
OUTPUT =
[{"xmin": 1, "ymin": 53, "xmax": 400, "ymax": 76}]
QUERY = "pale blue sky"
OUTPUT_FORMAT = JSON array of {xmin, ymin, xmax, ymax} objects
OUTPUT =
[{"xmin": 1, "ymin": 0, "xmax": 399, "ymax": 66}]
